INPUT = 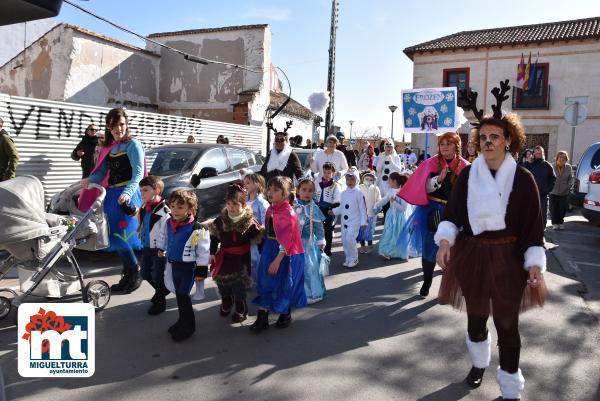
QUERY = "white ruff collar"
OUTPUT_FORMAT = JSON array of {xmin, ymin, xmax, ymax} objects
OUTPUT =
[
  {"xmin": 467, "ymin": 153, "xmax": 517, "ymax": 235},
  {"xmin": 266, "ymin": 144, "xmax": 292, "ymax": 172}
]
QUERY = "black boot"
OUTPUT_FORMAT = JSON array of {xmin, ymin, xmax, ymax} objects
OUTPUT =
[
  {"xmin": 249, "ymin": 309, "xmax": 269, "ymax": 333},
  {"xmin": 419, "ymin": 259, "xmax": 435, "ymax": 298},
  {"xmin": 148, "ymin": 295, "xmax": 167, "ymax": 315},
  {"xmin": 172, "ymin": 295, "xmax": 195, "ymax": 342},
  {"xmin": 220, "ymin": 296, "xmax": 233, "ymax": 317},
  {"xmin": 465, "ymin": 366, "xmax": 486, "ymax": 388},
  {"xmin": 275, "ymin": 310, "xmax": 292, "ymax": 329},
  {"xmin": 110, "ymin": 269, "xmax": 131, "ymax": 293},
  {"xmin": 123, "ymin": 267, "xmax": 142, "ymax": 294},
  {"xmin": 232, "ymin": 298, "xmax": 247, "ymax": 323}
]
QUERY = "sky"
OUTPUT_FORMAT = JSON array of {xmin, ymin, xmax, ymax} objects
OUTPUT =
[{"xmin": 52, "ymin": 0, "xmax": 600, "ymax": 140}]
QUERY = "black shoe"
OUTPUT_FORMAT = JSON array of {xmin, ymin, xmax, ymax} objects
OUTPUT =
[
  {"xmin": 419, "ymin": 282, "xmax": 431, "ymax": 298},
  {"xmin": 148, "ymin": 297, "xmax": 166, "ymax": 315},
  {"xmin": 465, "ymin": 366, "xmax": 485, "ymax": 388},
  {"xmin": 123, "ymin": 269, "xmax": 142, "ymax": 294},
  {"xmin": 168, "ymin": 320, "xmax": 181, "ymax": 334},
  {"xmin": 249, "ymin": 309, "xmax": 269, "ymax": 333},
  {"xmin": 171, "ymin": 322, "xmax": 195, "ymax": 342},
  {"xmin": 232, "ymin": 299, "xmax": 247, "ymax": 323},
  {"xmin": 110, "ymin": 270, "xmax": 131, "ymax": 293},
  {"xmin": 275, "ymin": 311, "xmax": 292, "ymax": 328}
]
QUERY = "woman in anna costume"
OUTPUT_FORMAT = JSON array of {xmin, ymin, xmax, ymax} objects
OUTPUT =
[
  {"xmin": 251, "ymin": 176, "xmax": 306, "ymax": 333},
  {"xmin": 82, "ymin": 108, "xmax": 145, "ymax": 294},
  {"xmin": 398, "ymin": 132, "xmax": 469, "ymax": 298},
  {"xmin": 435, "ymin": 81, "xmax": 546, "ymax": 401}
]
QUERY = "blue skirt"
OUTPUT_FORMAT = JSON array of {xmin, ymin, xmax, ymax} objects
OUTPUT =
[
  {"xmin": 302, "ymin": 237, "xmax": 326, "ymax": 304},
  {"xmin": 399, "ymin": 201, "xmax": 445, "ymax": 263},
  {"xmin": 253, "ymin": 238, "xmax": 307, "ymax": 314},
  {"xmin": 104, "ymin": 186, "xmax": 143, "ymax": 252},
  {"xmin": 378, "ymin": 207, "xmax": 408, "ymax": 259}
]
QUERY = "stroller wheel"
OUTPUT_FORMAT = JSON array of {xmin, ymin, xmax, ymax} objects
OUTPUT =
[
  {"xmin": 83, "ymin": 280, "xmax": 111, "ymax": 312},
  {"xmin": 0, "ymin": 296, "xmax": 11, "ymax": 319}
]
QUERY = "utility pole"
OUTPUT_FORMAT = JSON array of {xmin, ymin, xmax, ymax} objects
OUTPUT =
[{"xmin": 324, "ymin": 0, "xmax": 339, "ymax": 140}]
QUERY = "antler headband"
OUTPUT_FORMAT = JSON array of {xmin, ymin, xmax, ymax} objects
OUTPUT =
[{"xmin": 458, "ymin": 79, "xmax": 512, "ymax": 127}]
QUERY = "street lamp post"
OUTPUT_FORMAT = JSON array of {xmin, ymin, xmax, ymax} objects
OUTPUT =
[
  {"xmin": 388, "ymin": 105, "xmax": 398, "ymax": 140},
  {"xmin": 377, "ymin": 125, "xmax": 382, "ymax": 137},
  {"xmin": 349, "ymin": 120, "xmax": 354, "ymax": 141}
]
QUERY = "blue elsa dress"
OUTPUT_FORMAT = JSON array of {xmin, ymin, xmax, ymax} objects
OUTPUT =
[
  {"xmin": 248, "ymin": 194, "xmax": 270, "ymax": 283},
  {"xmin": 376, "ymin": 189, "xmax": 410, "ymax": 259},
  {"xmin": 294, "ymin": 199, "xmax": 326, "ymax": 304}
]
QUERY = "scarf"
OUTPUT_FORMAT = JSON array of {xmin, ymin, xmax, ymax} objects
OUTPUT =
[
  {"xmin": 144, "ymin": 197, "xmax": 162, "ymax": 213},
  {"xmin": 556, "ymin": 160, "xmax": 565, "ymax": 177},
  {"xmin": 169, "ymin": 214, "xmax": 195, "ymax": 233},
  {"xmin": 266, "ymin": 144, "xmax": 292, "ymax": 172},
  {"xmin": 399, "ymin": 154, "xmax": 469, "ymax": 206},
  {"xmin": 467, "ymin": 153, "xmax": 517, "ymax": 235}
]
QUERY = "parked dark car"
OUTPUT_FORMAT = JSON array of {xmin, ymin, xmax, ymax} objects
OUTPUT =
[
  {"xmin": 146, "ymin": 144, "xmax": 263, "ymax": 221},
  {"xmin": 570, "ymin": 142, "xmax": 600, "ymax": 207},
  {"xmin": 48, "ymin": 144, "xmax": 263, "ymax": 223}
]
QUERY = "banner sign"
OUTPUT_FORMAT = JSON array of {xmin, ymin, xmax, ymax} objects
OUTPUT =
[{"xmin": 401, "ymin": 87, "xmax": 458, "ymax": 133}]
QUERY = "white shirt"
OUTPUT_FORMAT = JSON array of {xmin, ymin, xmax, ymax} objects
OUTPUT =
[{"xmin": 312, "ymin": 149, "xmax": 349, "ymax": 177}]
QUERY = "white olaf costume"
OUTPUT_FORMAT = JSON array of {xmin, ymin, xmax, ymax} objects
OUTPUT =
[
  {"xmin": 332, "ymin": 167, "xmax": 367, "ymax": 267},
  {"xmin": 375, "ymin": 150, "xmax": 404, "ymax": 195}
]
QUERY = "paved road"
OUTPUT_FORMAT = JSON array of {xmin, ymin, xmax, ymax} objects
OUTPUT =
[{"xmin": 0, "ymin": 219, "xmax": 599, "ymax": 401}]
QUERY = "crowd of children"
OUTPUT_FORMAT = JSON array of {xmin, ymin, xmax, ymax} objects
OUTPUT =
[{"xmin": 123, "ymin": 149, "xmax": 422, "ymax": 342}]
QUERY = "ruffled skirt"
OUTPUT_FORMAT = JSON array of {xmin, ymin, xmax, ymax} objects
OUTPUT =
[
  {"xmin": 378, "ymin": 208, "xmax": 408, "ymax": 259},
  {"xmin": 302, "ymin": 237, "xmax": 326, "ymax": 304},
  {"xmin": 438, "ymin": 234, "xmax": 546, "ymax": 318}
]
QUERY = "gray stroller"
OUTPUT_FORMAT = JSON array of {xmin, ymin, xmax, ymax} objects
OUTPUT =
[{"xmin": 0, "ymin": 176, "xmax": 111, "ymax": 320}]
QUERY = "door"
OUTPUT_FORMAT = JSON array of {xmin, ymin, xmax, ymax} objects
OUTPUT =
[{"xmin": 193, "ymin": 147, "xmax": 232, "ymax": 220}]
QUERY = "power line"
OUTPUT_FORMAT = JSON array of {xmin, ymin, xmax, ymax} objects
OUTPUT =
[{"xmin": 63, "ymin": 0, "xmax": 264, "ymax": 73}]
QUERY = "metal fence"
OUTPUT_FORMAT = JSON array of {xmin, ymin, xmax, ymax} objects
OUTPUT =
[{"xmin": 0, "ymin": 94, "xmax": 264, "ymax": 203}]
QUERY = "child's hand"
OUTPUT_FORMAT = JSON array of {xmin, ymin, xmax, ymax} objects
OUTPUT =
[
  {"xmin": 195, "ymin": 276, "xmax": 205, "ymax": 282},
  {"xmin": 319, "ymin": 243, "xmax": 325, "ymax": 250},
  {"xmin": 157, "ymin": 250, "xmax": 165, "ymax": 258},
  {"xmin": 268, "ymin": 260, "xmax": 280, "ymax": 275},
  {"xmin": 328, "ymin": 210, "xmax": 335, "ymax": 216}
]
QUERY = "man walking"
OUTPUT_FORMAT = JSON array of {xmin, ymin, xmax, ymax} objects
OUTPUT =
[
  {"xmin": 0, "ymin": 117, "xmax": 19, "ymax": 181},
  {"xmin": 526, "ymin": 145, "xmax": 556, "ymax": 229}
]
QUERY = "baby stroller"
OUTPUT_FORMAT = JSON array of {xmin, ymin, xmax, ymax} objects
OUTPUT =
[{"xmin": 0, "ymin": 176, "xmax": 111, "ymax": 320}]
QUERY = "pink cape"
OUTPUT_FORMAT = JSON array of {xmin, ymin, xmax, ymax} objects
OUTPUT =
[
  {"xmin": 265, "ymin": 201, "xmax": 304, "ymax": 256},
  {"xmin": 398, "ymin": 155, "xmax": 469, "ymax": 206}
]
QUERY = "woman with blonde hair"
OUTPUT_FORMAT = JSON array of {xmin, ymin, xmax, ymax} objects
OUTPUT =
[{"xmin": 549, "ymin": 150, "xmax": 573, "ymax": 230}]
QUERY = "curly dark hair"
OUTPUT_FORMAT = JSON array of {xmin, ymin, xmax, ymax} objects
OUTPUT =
[
  {"xmin": 470, "ymin": 113, "xmax": 525, "ymax": 155},
  {"xmin": 168, "ymin": 189, "xmax": 198, "ymax": 214},
  {"xmin": 102, "ymin": 108, "xmax": 133, "ymax": 146}
]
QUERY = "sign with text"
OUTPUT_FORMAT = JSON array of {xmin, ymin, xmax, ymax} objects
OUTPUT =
[
  {"xmin": 401, "ymin": 87, "xmax": 458, "ymax": 133},
  {"xmin": 18, "ymin": 303, "xmax": 95, "ymax": 377}
]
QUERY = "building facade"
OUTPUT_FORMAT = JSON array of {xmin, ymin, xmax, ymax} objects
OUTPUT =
[{"xmin": 404, "ymin": 17, "xmax": 600, "ymax": 162}]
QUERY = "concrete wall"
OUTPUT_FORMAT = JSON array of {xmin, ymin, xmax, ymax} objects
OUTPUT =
[
  {"xmin": 147, "ymin": 26, "xmax": 271, "ymax": 123},
  {"xmin": 0, "ymin": 19, "xmax": 57, "ymax": 67},
  {"xmin": 410, "ymin": 40, "xmax": 600, "ymax": 162},
  {"xmin": 0, "ymin": 25, "xmax": 72, "ymax": 101},
  {"xmin": 65, "ymin": 31, "xmax": 159, "ymax": 111}
]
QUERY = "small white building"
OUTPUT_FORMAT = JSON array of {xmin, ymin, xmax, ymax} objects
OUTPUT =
[
  {"xmin": 0, "ymin": 23, "xmax": 320, "ymax": 151},
  {"xmin": 403, "ymin": 16, "xmax": 600, "ymax": 162}
]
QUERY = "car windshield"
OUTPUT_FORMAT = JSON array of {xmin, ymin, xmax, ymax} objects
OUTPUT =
[
  {"xmin": 296, "ymin": 151, "xmax": 312, "ymax": 169},
  {"xmin": 146, "ymin": 148, "xmax": 198, "ymax": 176}
]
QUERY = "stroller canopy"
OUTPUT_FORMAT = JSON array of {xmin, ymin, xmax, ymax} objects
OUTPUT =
[{"xmin": 0, "ymin": 175, "xmax": 50, "ymax": 245}]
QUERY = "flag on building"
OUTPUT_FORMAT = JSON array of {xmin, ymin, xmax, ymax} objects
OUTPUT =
[
  {"xmin": 516, "ymin": 54, "xmax": 525, "ymax": 89},
  {"xmin": 522, "ymin": 53, "xmax": 532, "ymax": 92},
  {"xmin": 528, "ymin": 54, "xmax": 539, "ymax": 94}
]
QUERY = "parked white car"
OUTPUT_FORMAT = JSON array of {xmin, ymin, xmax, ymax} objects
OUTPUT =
[{"xmin": 583, "ymin": 167, "xmax": 600, "ymax": 225}]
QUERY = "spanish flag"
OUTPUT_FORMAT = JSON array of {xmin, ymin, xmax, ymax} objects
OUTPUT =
[
  {"xmin": 516, "ymin": 54, "xmax": 525, "ymax": 89},
  {"xmin": 523, "ymin": 53, "xmax": 531, "ymax": 92}
]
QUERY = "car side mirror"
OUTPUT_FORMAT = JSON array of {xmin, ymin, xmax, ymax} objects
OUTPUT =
[
  {"xmin": 190, "ymin": 174, "xmax": 200, "ymax": 187},
  {"xmin": 199, "ymin": 167, "xmax": 218, "ymax": 179}
]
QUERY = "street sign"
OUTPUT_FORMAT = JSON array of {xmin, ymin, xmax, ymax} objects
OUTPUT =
[
  {"xmin": 565, "ymin": 96, "xmax": 589, "ymax": 105},
  {"xmin": 564, "ymin": 103, "xmax": 587, "ymax": 127}
]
